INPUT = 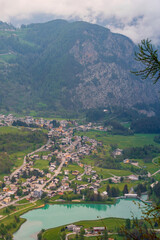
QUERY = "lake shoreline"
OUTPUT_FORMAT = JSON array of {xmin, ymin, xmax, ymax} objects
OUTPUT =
[
  {"xmin": 14, "ymin": 198, "xmax": 145, "ymax": 240},
  {"xmin": 12, "ymin": 196, "xmax": 149, "ymax": 238}
]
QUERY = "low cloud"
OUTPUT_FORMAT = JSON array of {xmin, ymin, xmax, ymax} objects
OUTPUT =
[{"xmin": 0, "ymin": 0, "xmax": 160, "ymax": 44}]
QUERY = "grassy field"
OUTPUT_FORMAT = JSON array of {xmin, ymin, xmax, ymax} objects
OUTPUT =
[
  {"xmin": 133, "ymin": 159, "xmax": 160, "ymax": 174},
  {"xmin": 0, "ymin": 200, "xmax": 44, "ymax": 236},
  {"xmin": 154, "ymin": 173, "xmax": 160, "ymax": 181},
  {"xmin": 16, "ymin": 199, "xmax": 29, "ymax": 204},
  {"xmin": 0, "ymin": 126, "xmax": 24, "ymax": 134},
  {"xmin": 77, "ymin": 130, "xmax": 160, "ymax": 178},
  {"xmin": 82, "ymin": 235, "xmax": 123, "ymax": 240},
  {"xmin": 42, "ymin": 217, "xmax": 126, "ymax": 240},
  {"xmin": 34, "ymin": 159, "xmax": 49, "ymax": 170},
  {"xmin": 76, "ymin": 131, "xmax": 158, "ymax": 149},
  {"xmin": 62, "ymin": 163, "xmax": 84, "ymax": 181},
  {"xmin": 93, "ymin": 167, "xmax": 131, "ymax": 179},
  {"xmin": 99, "ymin": 180, "xmax": 141, "ymax": 193},
  {"xmin": 64, "ymin": 163, "xmax": 84, "ymax": 172},
  {"xmin": 153, "ymin": 156, "xmax": 160, "ymax": 165},
  {"xmin": 0, "ymin": 126, "xmax": 47, "ymax": 179}
]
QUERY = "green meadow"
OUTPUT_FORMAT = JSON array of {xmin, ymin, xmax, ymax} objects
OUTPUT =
[{"xmin": 76, "ymin": 130, "xmax": 158, "ymax": 149}]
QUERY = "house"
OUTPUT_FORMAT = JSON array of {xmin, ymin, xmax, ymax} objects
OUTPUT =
[
  {"xmin": 72, "ymin": 170, "xmax": 79, "ymax": 176},
  {"xmin": 58, "ymin": 191, "xmax": 64, "ymax": 196},
  {"xmin": 62, "ymin": 183, "xmax": 69, "ymax": 190},
  {"xmin": 49, "ymin": 182, "xmax": 56, "ymax": 190},
  {"xmin": 113, "ymin": 148, "xmax": 123, "ymax": 157},
  {"xmin": 22, "ymin": 189, "xmax": 30, "ymax": 195},
  {"xmin": 92, "ymin": 175, "xmax": 97, "ymax": 180},
  {"xmin": 3, "ymin": 197, "xmax": 11, "ymax": 204},
  {"xmin": 33, "ymin": 188, "xmax": 43, "ymax": 198},
  {"xmin": 32, "ymin": 155, "xmax": 39, "ymax": 160},
  {"xmin": 123, "ymin": 159, "xmax": 130, "ymax": 164},
  {"xmin": 124, "ymin": 193, "xmax": 138, "ymax": 198},
  {"xmin": 46, "ymin": 173, "xmax": 52, "ymax": 178},
  {"xmin": 64, "ymin": 170, "xmax": 69, "ymax": 175},
  {"xmin": 128, "ymin": 175, "xmax": 139, "ymax": 181},
  {"xmin": 93, "ymin": 227, "xmax": 106, "ymax": 233},
  {"xmin": 101, "ymin": 191, "xmax": 108, "ymax": 197},
  {"xmin": 53, "ymin": 178, "xmax": 59, "ymax": 184},
  {"xmin": 3, "ymin": 187, "xmax": 9, "ymax": 192},
  {"xmin": 4, "ymin": 176, "xmax": 9, "ymax": 182},
  {"xmin": 67, "ymin": 224, "xmax": 76, "ymax": 231},
  {"xmin": 49, "ymin": 167, "xmax": 55, "ymax": 172},
  {"xmin": 7, "ymin": 191, "xmax": 16, "ymax": 196},
  {"xmin": 73, "ymin": 226, "xmax": 81, "ymax": 234},
  {"xmin": 131, "ymin": 162, "xmax": 139, "ymax": 167},
  {"xmin": 79, "ymin": 163, "xmax": 84, "ymax": 168},
  {"xmin": 150, "ymin": 181, "xmax": 158, "ymax": 188},
  {"xmin": 111, "ymin": 177, "xmax": 120, "ymax": 183},
  {"xmin": 77, "ymin": 176, "xmax": 82, "ymax": 181},
  {"xmin": 92, "ymin": 183, "xmax": 100, "ymax": 188}
]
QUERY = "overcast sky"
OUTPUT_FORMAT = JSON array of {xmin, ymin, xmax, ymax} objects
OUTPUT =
[{"xmin": 0, "ymin": 0, "xmax": 160, "ymax": 44}]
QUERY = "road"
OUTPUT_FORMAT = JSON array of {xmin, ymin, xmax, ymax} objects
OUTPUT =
[
  {"xmin": 0, "ymin": 201, "xmax": 36, "ymax": 221},
  {"xmin": 151, "ymin": 169, "xmax": 160, "ymax": 176},
  {"xmin": 10, "ymin": 139, "xmax": 51, "ymax": 180},
  {"xmin": 0, "ymin": 195, "xmax": 30, "ymax": 210},
  {"xmin": 39, "ymin": 157, "xmax": 66, "ymax": 191}
]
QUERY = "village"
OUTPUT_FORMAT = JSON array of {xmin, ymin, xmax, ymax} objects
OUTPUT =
[{"xmin": 0, "ymin": 114, "xmax": 146, "ymax": 210}]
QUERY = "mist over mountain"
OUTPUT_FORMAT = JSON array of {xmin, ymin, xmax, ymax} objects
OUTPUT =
[{"xmin": 0, "ymin": 19, "xmax": 159, "ymax": 116}]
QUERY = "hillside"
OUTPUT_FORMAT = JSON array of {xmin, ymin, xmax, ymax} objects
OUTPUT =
[{"xmin": 0, "ymin": 20, "xmax": 159, "ymax": 116}]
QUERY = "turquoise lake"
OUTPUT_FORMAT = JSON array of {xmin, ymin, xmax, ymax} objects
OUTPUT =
[{"xmin": 14, "ymin": 199, "xmax": 145, "ymax": 240}]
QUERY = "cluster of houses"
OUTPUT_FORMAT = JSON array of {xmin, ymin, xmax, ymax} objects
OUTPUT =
[
  {"xmin": 0, "ymin": 116, "xmax": 144, "ymax": 208},
  {"xmin": 0, "ymin": 166, "xmax": 47, "ymax": 206},
  {"xmin": 0, "ymin": 121, "xmax": 103, "ymax": 206},
  {"xmin": 0, "ymin": 114, "xmax": 74, "ymax": 129},
  {"xmin": 66, "ymin": 224, "xmax": 114, "ymax": 239}
]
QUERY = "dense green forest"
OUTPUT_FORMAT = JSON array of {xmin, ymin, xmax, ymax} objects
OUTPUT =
[
  {"xmin": 104, "ymin": 120, "xmax": 133, "ymax": 135},
  {"xmin": 123, "ymin": 145, "xmax": 160, "ymax": 162},
  {"xmin": 131, "ymin": 117, "xmax": 160, "ymax": 133},
  {"xmin": 0, "ymin": 152, "xmax": 13, "ymax": 174},
  {"xmin": 0, "ymin": 130, "xmax": 47, "ymax": 154}
]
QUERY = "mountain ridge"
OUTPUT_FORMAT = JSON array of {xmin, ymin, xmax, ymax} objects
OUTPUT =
[{"xmin": 0, "ymin": 19, "xmax": 159, "ymax": 116}]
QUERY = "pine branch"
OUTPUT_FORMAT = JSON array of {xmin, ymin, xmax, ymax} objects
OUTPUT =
[{"xmin": 132, "ymin": 39, "xmax": 160, "ymax": 84}]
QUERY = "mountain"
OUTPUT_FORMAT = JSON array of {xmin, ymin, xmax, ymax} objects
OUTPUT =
[{"xmin": 0, "ymin": 19, "xmax": 159, "ymax": 116}]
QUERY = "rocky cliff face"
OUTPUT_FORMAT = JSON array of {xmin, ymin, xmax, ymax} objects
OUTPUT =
[
  {"xmin": 0, "ymin": 20, "xmax": 159, "ymax": 115},
  {"xmin": 69, "ymin": 27, "xmax": 159, "ymax": 109}
]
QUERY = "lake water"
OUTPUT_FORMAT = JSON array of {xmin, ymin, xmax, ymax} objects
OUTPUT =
[{"xmin": 14, "ymin": 199, "xmax": 145, "ymax": 240}]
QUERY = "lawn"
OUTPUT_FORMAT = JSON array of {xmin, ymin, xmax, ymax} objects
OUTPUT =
[
  {"xmin": 94, "ymin": 167, "xmax": 132, "ymax": 179},
  {"xmin": 42, "ymin": 225, "xmax": 64, "ymax": 240},
  {"xmin": 62, "ymin": 163, "xmax": 84, "ymax": 181},
  {"xmin": 63, "ymin": 163, "xmax": 84, "ymax": 174},
  {"xmin": 33, "ymin": 159, "xmax": 49, "ymax": 170},
  {"xmin": 81, "ymin": 155, "xmax": 95, "ymax": 165},
  {"xmin": 17, "ymin": 199, "xmax": 29, "ymax": 204}
]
